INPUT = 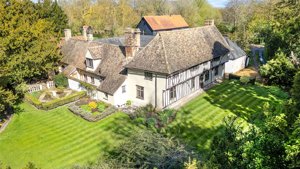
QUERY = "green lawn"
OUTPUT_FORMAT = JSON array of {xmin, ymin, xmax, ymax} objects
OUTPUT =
[
  {"xmin": 0, "ymin": 103, "xmax": 138, "ymax": 169},
  {"xmin": 167, "ymin": 80, "xmax": 287, "ymax": 152},
  {"xmin": 0, "ymin": 81, "xmax": 287, "ymax": 168}
]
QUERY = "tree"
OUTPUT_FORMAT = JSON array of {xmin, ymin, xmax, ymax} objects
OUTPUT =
[
  {"xmin": 0, "ymin": 0, "xmax": 61, "ymax": 114},
  {"xmin": 260, "ymin": 52, "xmax": 296, "ymax": 90},
  {"xmin": 272, "ymin": 0, "xmax": 300, "ymax": 57},
  {"xmin": 110, "ymin": 130, "xmax": 195, "ymax": 168}
]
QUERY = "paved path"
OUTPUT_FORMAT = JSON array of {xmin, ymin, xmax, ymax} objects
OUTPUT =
[{"xmin": 0, "ymin": 114, "xmax": 13, "ymax": 134}]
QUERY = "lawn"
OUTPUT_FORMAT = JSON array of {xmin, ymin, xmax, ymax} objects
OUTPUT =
[
  {"xmin": 0, "ymin": 80, "xmax": 287, "ymax": 168},
  {"xmin": 167, "ymin": 80, "xmax": 287, "ymax": 152},
  {"xmin": 0, "ymin": 103, "xmax": 138, "ymax": 169}
]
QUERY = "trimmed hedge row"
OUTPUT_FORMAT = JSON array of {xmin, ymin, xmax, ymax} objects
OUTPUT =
[
  {"xmin": 228, "ymin": 73, "xmax": 256, "ymax": 85},
  {"xmin": 68, "ymin": 102, "xmax": 118, "ymax": 122},
  {"xmin": 25, "ymin": 91, "xmax": 86, "ymax": 110}
]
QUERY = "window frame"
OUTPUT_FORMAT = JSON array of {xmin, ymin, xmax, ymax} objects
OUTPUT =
[
  {"xmin": 136, "ymin": 85, "xmax": 144, "ymax": 100},
  {"xmin": 86, "ymin": 58, "xmax": 94, "ymax": 68},
  {"xmin": 170, "ymin": 86, "xmax": 176, "ymax": 100},
  {"xmin": 191, "ymin": 77, "xmax": 195, "ymax": 89},
  {"xmin": 91, "ymin": 76, "xmax": 95, "ymax": 84},
  {"xmin": 122, "ymin": 85, "xmax": 126, "ymax": 93},
  {"xmin": 205, "ymin": 71, "xmax": 209, "ymax": 82},
  {"xmin": 214, "ymin": 66, "xmax": 219, "ymax": 76}
]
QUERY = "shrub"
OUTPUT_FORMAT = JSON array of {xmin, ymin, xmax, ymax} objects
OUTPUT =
[
  {"xmin": 53, "ymin": 74, "xmax": 68, "ymax": 87},
  {"xmin": 240, "ymin": 76, "xmax": 250, "ymax": 85},
  {"xmin": 266, "ymin": 86, "xmax": 289, "ymax": 100},
  {"xmin": 126, "ymin": 100, "xmax": 132, "ymax": 106},
  {"xmin": 88, "ymin": 101, "xmax": 97, "ymax": 109},
  {"xmin": 97, "ymin": 102, "xmax": 107, "ymax": 112},
  {"xmin": 79, "ymin": 81, "xmax": 95, "ymax": 90},
  {"xmin": 25, "ymin": 94, "xmax": 42, "ymax": 108}
]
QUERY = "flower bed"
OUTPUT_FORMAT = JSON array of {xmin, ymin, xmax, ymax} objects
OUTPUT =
[
  {"xmin": 68, "ymin": 99, "xmax": 118, "ymax": 122},
  {"xmin": 128, "ymin": 104, "xmax": 177, "ymax": 132},
  {"xmin": 25, "ymin": 91, "xmax": 86, "ymax": 110}
]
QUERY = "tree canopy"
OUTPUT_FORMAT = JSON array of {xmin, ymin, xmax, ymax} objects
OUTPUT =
[{"xmin": 0, "ymin": 0, "xmax": 67, "ymax": 114}]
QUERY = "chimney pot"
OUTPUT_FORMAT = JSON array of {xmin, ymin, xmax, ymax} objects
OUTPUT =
[{"xmin": 205, "ymin": 19, "xmax": 215, "ymax": 26}]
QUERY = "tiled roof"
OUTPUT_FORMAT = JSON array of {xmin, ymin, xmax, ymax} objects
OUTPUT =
[
  {"xmin": 60, "ymin": 40, "xmax": 126, "ymax": 94},
  {"xmin": 225, "ymin": 38, "xmax": 247, "ymax": 60},
  {"xmin": 143, "ymin": 15, "xmax": 189, "ymax": 31},
  {"xmin": 125, "ymin": 26, "xmax": 230, "ymax": 74}
]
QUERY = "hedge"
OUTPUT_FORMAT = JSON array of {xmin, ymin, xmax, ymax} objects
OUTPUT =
[{"xmin": 25, "ymin": 91, "xmax": 86, "ymax": 110}]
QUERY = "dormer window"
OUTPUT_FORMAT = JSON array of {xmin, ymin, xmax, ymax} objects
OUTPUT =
[{"xmin": 86, "ymin": 58, "xmax": 93, "ymax": 68}]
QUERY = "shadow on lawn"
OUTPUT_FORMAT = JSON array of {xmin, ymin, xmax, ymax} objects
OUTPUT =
[
  {"xmin": 204, "ymin": 81, "xmax": 283, "ymax": 125},
  {"xmin": 166, "ymin": 109, "xmax": 225, "ymax": 154}
]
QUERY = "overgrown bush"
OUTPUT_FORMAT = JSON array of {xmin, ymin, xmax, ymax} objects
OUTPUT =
[
  {"xmin": 126, "ymin": 100, "xmax": 132, "ymax": 106},
  {"xmin": 265, "ymin": 86, "xmax": 289, "ymax": 100},
  {"xmin": 53, "ymin": 74, "xmax": 68, "ymax": 87},
  {"xmin": 131, "ymin": 104, "xmax": 177, "ymax": 132},
  {"xmin": 240, "ymin": 76, "xmax": 250, "ymax": 85},
  {"xmin": 107, "ymin": 130, "xmax": 197, "ymax": 169}
]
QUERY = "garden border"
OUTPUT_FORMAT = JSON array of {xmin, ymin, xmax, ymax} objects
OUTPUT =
[
  {"xmin": 68, "ymin": 102, "xmax": 118, "ymax": 122},
  {"xmin": 25, "ymin": 91, "xmax": 87, "ymax": 110}
]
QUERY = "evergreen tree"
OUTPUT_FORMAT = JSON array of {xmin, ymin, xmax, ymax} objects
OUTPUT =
[
  {"xmin": 38, "ymin": 0, "xmax": 68, "ymax": 35},
  {"xmin": 0, "ymin": 0, "xmax": 61, "ymax": 114}
]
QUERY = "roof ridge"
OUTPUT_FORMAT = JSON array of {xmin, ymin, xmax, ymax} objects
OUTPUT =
[
  {"xmin": 158, "ymin": 25, "xmax": 215, "ymax": 34},
  {"xmin": 160, "ymin": 34, "xmax": 171, "ymax": 74}
]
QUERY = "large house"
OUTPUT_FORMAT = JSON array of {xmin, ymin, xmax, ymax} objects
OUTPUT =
[
  {"xmin": 60, "ymin": 25, "xmax": 231, "ymax": 109},
  {"xmin": 136, "ymin": 15, "xmax": 189, "ymax": 35}
]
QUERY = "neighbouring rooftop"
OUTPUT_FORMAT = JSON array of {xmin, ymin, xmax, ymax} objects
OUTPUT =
[{"xmin": 141, "ymin": 15, "xmax": 189, "ymax": 31}]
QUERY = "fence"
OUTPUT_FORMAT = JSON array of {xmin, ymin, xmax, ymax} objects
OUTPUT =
[{"xmin": 27, "ymin": 81, "xmax": 55, "ymax": 93}]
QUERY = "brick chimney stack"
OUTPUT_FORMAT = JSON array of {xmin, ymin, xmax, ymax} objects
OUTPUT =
[
  {"xmin": 205, "ymin": 19, "xmax": 215, "ymax": 26},
  {"xmin": 64, "ymin": 29, "xmax": 72, "ymax": 41},
  {"xmin": 125, "ymin": 28, "xmax": 141, "ymax": 58},
  {"xmin": 82, "ymin": 25, "xmax": 89, "ymax": 40}
]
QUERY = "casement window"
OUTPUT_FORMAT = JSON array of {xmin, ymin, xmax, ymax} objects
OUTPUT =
[
  {"xmin": 170, "ymin": 87, "xmax": 176, "ymax": 100},
  {"xmin": 86, "ymin": 58, "xmax": 94, "ymax": 68},
  {"xmin": 84, "ymin": 74, "xmax": 87, "ymax": 82},
  {"xmin": 214, "ymin": 66, "xmax": 219, "ymax": 76},
  {"xmin": 136, "ymin": 85, "xmax": 144, "ymax": 100},
  {"xmin": 191, "ymin": 78, "xmax": 195, "ymax": 89},
  {"xmin": 205, "ymin": 71, "xmax": 209, "ymax": 82},
  {"xmin": 91, "ymin": 76, "xmax": 95, "ymax": 84},
  {"xmin": 144, "ymin": 72, "xmax": 153, "ymax": 80},
  {"xmin": 122, "ymin": 85, "xmax": 126, "ymax": 93}
]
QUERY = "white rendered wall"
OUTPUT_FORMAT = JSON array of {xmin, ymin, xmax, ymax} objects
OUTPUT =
[
  {"xmin": 113, "ymin": 81, "xmax": 128, "ymax": 107},
  {"xmin": 127, "ymin": 69, "xmax": 167, "ymax": 109},
  {"xmin": 225, "ymin": 56, "xmax": 247, "ymax": 74},
  {"xmin": 68, "ymin": 79, "xmax": 82, "ymax": 91}
]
